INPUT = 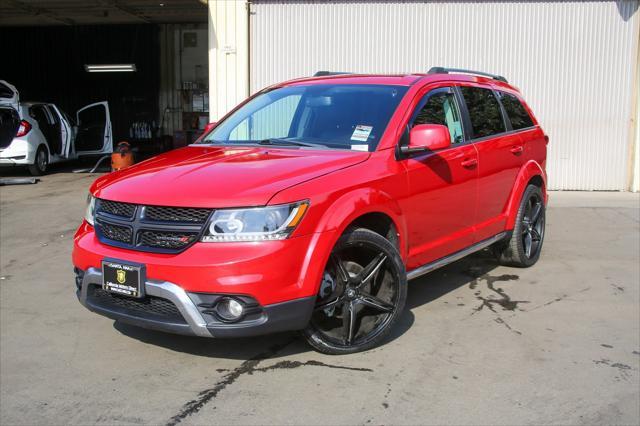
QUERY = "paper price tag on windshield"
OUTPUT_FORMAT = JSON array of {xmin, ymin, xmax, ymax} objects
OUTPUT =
[{"xmin": 351, "ymin": 125, "xmax": 373, "ymax": 142}]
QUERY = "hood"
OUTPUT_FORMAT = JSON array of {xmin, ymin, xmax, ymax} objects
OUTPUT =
[{"xmin": 91, "ymin": 145, "xmax": 369, "ymax": 207}]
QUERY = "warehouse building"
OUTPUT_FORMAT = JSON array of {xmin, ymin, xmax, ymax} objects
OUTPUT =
[
  {"xmin": 209, "ymin": 0, "xmax": 640, "ymax": 191},
  {"xmin": 1, "ymin": 1, "xmax": 638, "ymax": 191}
]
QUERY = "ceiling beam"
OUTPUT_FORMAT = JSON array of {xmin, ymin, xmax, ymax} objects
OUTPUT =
[
  {"xmin": 4, "ymin": 0, "xmax": 75, "ymax": 26},
  {"xmin": 99, "ymin": 0, "xmax": 152, "ymax": 24}
]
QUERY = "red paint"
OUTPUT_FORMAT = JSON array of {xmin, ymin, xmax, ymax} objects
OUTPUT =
[
  {"xmin": 73, "ymin": 73, "xmax": 546, "ymax": 307},
  {"xmin": 409, "ymin": 124, "xmax": 451, "ymax": 151}
]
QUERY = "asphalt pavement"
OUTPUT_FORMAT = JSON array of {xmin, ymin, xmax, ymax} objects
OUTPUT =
[{"xmin": 1, "ymin": 167, "xmax": 638, "ymax": 425}]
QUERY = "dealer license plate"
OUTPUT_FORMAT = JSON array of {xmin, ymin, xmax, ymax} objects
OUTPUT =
[{"xmin": 102, "ymin": 260, "xmax": 145, "ymax": 298}]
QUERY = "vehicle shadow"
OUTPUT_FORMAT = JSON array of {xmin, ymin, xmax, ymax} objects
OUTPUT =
[
  {"xmin": 114, "ymin": 321, "xmax": 309, "ymax": 361},
  {"xmin": 114, "ymin": 249, "xmax": 500, "ymax": 359},
  {"xmin": 386, "ymin": 249, "xmax": 499, "ymax": 343}
]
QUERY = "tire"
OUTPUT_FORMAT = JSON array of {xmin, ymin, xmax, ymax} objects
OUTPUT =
[
  {"xmin": 493, "ymin": 184, "xmax": 546, "ymax": 267},
  {"xmin": 303, "ymin": 228, "xmax": 407, "ymax": 355},
  {"xmin": 28, "ymin": 145, "xmax": 49, "ymax": 176}
]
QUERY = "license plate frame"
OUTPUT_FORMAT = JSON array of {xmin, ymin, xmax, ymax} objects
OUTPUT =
[{"xmin": 101, "ymin": 259, "xmax": 146, "ymax": 299}]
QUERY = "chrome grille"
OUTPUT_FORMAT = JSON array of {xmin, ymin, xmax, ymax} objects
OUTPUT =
[{"xmin": 144, "ymin": 206, "xmax": 210, "ymax": 223}]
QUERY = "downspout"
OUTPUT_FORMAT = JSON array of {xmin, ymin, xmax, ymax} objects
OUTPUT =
[{"xmin": 629, "ymin": 11, "xmax": 640, "ymax": 192}]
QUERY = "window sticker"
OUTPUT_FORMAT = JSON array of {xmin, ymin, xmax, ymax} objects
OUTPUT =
[
  {"xmin": 350, "ymin": 125, "xmax": 373, "ymax": 142},
  {"xmin": 350, "ymin": 144, "xmax": 369, "ymax": 152}
]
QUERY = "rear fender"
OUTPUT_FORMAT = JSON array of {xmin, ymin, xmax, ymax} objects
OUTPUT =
[{"xmin": 504, "ymin": 160, "xmax": 547, "ymax": 229}]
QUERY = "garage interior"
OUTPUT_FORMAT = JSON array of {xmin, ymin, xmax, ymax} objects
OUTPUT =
[{"xmin": 0, "ymin": 0, "xmax": 210, "ymax": 156}]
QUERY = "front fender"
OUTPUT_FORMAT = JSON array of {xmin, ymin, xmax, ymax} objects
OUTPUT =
[
  {"xmin": 316, "ymin": 187, "xmax": 407, "ymax": 257},
  {"xmin": 294, "ymin": 188, "xmax": 408, "ymax": 298},
  {"xmin": 504, "ymin": 160, "xmax": 547, "ymax": 229}
]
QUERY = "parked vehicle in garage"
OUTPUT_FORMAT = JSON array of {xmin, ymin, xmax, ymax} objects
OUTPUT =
[
  {"xmin": 73, "ymin": 68, "xmax": 547, "ymax": 354},
  {"xmin": 0, "ymin": 80, "xmax": 113, "ymax": 175}
]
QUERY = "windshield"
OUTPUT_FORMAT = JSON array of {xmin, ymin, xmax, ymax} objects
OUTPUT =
[{"xmin": 199, "ymin": 84, "xmax": 407, "ymax": 151}]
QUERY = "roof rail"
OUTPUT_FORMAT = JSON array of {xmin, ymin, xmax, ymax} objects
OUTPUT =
[
  {"xmin": 427, "ymin": 67, "xmax": 508, "ymax": 83},
  {"xmin": 313, "ymin": 71, "xmax": 352, "ymax": 77}
]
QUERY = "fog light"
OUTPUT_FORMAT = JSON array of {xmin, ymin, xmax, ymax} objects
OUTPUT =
[{"xmin": 216, "ymin": 298, "xmax": 244, "ymax": 322}]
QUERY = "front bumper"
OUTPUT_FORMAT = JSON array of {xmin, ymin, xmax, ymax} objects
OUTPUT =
[
  {"xmin": 73, "ymin": 222, "xmax": 335, "ymax": 306},
  {"xmin": 76, "ymin": 267, "xmax": 316, "ymax": 338}
]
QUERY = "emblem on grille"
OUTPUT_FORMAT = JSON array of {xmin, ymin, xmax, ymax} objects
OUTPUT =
[{"xmin": 156, "ymin": 235, "xmax": 193, "ymax": 243}]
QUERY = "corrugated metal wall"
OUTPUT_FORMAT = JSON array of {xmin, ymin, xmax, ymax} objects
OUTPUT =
[
  {"xmin": 249, "ymin": 0, "xmax": 640, "ymax": 191},
  {"xmin": 209, "ymin": 0, "xmax": 249, "ymax": 122}
]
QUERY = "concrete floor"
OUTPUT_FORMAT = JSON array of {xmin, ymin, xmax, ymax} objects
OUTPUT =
[{"xmin": 1, "ymin": 167, "xmax": 639, "ymax": 425}]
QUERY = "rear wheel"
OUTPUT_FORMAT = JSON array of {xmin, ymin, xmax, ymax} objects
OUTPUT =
[
  {"xmin": 303, "ymin": 228, "xmax": 407, "ymax": 355},
  {"xmin": 28, "ymin": 145, "xmax": 49, "ymax": 176},
  {"xmin": 494, "ymin": 184, "xmax": 546, "ymax": 267}
]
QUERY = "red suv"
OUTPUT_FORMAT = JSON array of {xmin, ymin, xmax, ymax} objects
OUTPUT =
[{"xmin": 73, "ymin": 68, "xmax": 547, "ymax": 354}]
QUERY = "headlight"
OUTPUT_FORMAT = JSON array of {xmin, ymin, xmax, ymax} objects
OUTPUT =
[
  {"xmin": 201, "ymin": 201, "xmax": 309, "ymax": 242},
  {"xmin": 85, "ymin": 194, "xmax": 96, "ymax": 226}
]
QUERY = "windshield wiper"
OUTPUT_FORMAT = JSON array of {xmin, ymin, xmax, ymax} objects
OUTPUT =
[{"xmin": 258, "ymin": 138, "xmax": 325, "ymax": 148}]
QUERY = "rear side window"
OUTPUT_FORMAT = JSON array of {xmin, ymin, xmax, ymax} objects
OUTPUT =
[
  {"xmin": 499, "ymin": 92, "xmax": 534, "ymax": 130},
  {"xmin": 460, "ymin": 87, "xmax": 505, "ymax": 139}
]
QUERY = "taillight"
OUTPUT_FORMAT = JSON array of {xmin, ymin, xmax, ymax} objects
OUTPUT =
[{"xmin": 16, "ymin": 120, "xmax": 31, "ymax": 137}]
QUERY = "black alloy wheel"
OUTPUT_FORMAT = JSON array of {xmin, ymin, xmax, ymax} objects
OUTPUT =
[
  {"xmin": 494, "ymin": 184, "xmax": 546, "ymax": 267},
  {"xmin": 303, "ymin": 228, "xmax": 407, "ymax": 354},
  {"xmin": 521, "ymin": 193, "xmax": 545, "ymax": 259}
]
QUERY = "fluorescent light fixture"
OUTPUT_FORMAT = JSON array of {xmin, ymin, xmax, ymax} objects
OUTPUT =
[{"xmin": 85, "ymin": 64, "xmax": 137, "ymax": 73}]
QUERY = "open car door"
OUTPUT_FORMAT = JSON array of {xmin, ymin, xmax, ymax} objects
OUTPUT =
[{"xmin": 75, "ymin": 101, "xmax": 112, "ymax": 155}]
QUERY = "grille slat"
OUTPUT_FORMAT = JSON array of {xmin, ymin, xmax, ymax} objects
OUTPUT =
[
  {"xmin": 89, "ymin": 286, "xmax": 186, "ymax": 323},
  {"xmin": 98, "ymin": 221, "xmax": 133, "ymax": 244},
  {"xmin": 139, "ymin": 230, "xmax": 199, "ymax": 250},
  {"xmin": 99, "ymin": 200, "xmax": 136, "ymax": 218},
  {"xmin": 144, "ymin": 206, "xmax": 210, "ymax": 223}
]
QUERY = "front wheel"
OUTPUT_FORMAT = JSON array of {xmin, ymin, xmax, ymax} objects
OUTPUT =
[
  {"xmin": 493, "ymin": 184, "xmax": 546, "ymax": 267},
  {"xmin": 303, "ymin": 228, "xmax": 407, "ymax": 355}
]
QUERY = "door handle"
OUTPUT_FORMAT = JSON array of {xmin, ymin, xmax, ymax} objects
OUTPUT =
[
  {"xmin": 510, "ymin": 145, "xmax": 524, "ymax": 154},
  {"xmin": 461, "ymin": 158, "xmax": 477, "ymax": 168}
]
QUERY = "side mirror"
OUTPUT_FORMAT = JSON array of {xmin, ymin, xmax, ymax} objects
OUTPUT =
[
  {"xmin": 400, "ymin": 124, "xmax": 451, "ymax": 156},
  {"xmin": 203, "ymin": 122, "xmax": 217, "ymax": 133},
  {"xmin": 195, "ymin": 122, "xmax": 217, "ymax": 143}
]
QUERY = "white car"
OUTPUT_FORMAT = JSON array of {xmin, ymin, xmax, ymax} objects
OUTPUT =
[{"xmin": 0, "ymin": 80, "xmax": 113, "ymax": 175}]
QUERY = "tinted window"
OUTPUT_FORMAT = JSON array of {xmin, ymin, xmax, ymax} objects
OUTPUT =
[
  {"xmin": 499, "ymin": 92, "xmax": 534, "ymax": 130},
  {"xmin": 460, "ymin": 87, "xmax": 505, "ymax": 139},
  {"xmin": 413, "ymin": 91, "xmax": 464, "ymax": 144},
  {"xmin": 29, "ymin": 106, "xmax": 49, "ymax": 128},
  {"xmin": 203, "ymin": 85, "xmax": 408, "ymax": 151}
]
